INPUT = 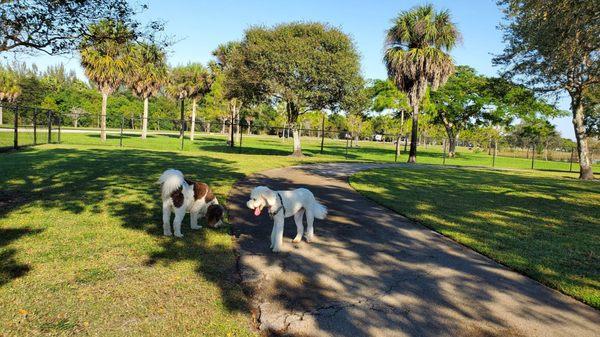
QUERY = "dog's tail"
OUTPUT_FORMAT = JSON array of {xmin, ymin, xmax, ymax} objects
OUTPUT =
[
  {"xmin": 311, "ymin": 200, "xmax": 328, "ymax": 220},
  {"xmin": 157, "ymin": 169, "xmax": 185, "ymax": 200}
]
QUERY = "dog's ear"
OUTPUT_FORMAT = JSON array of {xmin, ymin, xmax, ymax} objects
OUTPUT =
[
  {"xmin": 258, "ymin": 186, "xmax": 276, "ymax": 205},
  {"xmin": 206, "ymin": 204, "xmax": 225, "ymax": 227}
]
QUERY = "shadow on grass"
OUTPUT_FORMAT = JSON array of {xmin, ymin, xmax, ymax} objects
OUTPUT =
[
  {"xmin": 0, "ymin": 227, "xmax": 43, "ymax": 285},
  {"xmin": 0, "ymin": 147, "xmax": 250, "ymax": 314}
]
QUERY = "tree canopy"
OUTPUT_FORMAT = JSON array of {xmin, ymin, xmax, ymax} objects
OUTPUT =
[
  {"xmin": 494, "ymin": 0, "xmax": 599, "ymax": 179},
  {"xmin": 235, "ymin": 22, "xmax": 363, "ymax": 155},
  {"xmin": 0, "ymin": 0, "xmax": 158, "ymax": 55}
]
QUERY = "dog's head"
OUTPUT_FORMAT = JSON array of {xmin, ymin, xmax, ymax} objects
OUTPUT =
[
  {"xmin": 206, "ymin": 204, "xmax": 225, "ymax": 228},
  {"xmin": 246, "ymin": 186, "xmax": 275, "ymax": 216}
]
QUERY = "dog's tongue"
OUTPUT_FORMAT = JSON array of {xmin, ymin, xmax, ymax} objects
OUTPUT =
[{"xmin": 254, "ymin": 207, "xmax": 261, "ymax": 216}]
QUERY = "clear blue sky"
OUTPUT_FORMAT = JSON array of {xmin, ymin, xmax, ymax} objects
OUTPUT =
[{"xmin": 7, "ymin": 0, "xmax": 575, "ymax": 139}]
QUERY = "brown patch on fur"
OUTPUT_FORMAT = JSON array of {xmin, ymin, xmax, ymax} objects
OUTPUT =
[
  {"xmin": 170, "ymin": 187, "xmax": 184, "ymax": 208},
  {"xmin": 185, "ymin": 180, "xmax": 215, "ymax": 202},
  {"xmin": 206, "ymin": 204, "xmax": 225, "ymax": 227}
]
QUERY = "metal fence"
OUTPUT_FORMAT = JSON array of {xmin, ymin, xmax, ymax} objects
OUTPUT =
[{"xmin": 1, "ymin": 103, "xmax": 596, "ymax": 173}]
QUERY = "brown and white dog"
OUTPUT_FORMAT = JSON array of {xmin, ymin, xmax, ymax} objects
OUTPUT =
[{"xmin": 158, "ymin": 169, "xmax": 224, "ymax": 237}]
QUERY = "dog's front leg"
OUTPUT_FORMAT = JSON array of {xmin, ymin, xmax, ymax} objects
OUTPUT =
[
  {"xmin": 270, "ymin": 224, "xmax": 276, "ymax": 249},
  {"xmin": 190, "ymin": 211, "xmax": 201, "ymax": 230},
  {"xmin": 272, "ymin": 217, "xmax": 285, "ymax": 253},
  {"xmin": 162, "ymin": 202, "xmax": 173, "ymax": 236}
]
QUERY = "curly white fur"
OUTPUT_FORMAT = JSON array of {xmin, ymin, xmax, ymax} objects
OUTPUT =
[{"xmin": 246, "ymin": 186, "xmax": 327, "ymax": 252}]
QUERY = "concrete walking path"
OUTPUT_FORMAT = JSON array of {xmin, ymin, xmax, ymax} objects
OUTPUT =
[{"xmin": 228, "ymin": 163, "xmax": 600, "ymax": 337}]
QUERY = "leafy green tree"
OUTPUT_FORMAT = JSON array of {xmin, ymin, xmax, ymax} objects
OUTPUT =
[
  {"xmin": 0, "ymin": 0, "xmax": 145, "ymax": 55},
  {"xmin": 199, "ymin": 68, "xmax": 228, "ymax": 133},
  {"xmin": 430, "ymin": 66, "xmax": 489, "ymax": 156},
  {"xmin": 212, "ymin": 42, "xmax": 250, "ymax": 143},
  {"xmin": 127, "ymin": 42, "xmax": 167, "ymax": 139},
  {"xmin": 0, "ymin": 67, "xmax": 21, "ymax": 124},
  {"xmin": 384, "ymin": 4, "xmax": 460, "ymax": 163},
  {"xmin": 369, "ymin": 79, "xmax": 410, "ymax": 130},
  {"xmin": 236, "ymin": 22, "xmax": 363, "ymax": 156},
  {"xmin": 583, "ymin": 85, "xmax": 599, "ymax": 137},
  {"xmin": 494, "ymin": 0, "xmax": 599, "ymax": 179},
  {"xmin": 79, "ymin": 19, "xmax": 135, "ymax": 141}
]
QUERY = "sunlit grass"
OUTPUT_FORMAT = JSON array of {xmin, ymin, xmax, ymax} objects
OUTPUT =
[{"xmin": 350, "ymin": 166, "xmax": 600, "ymax": 309}]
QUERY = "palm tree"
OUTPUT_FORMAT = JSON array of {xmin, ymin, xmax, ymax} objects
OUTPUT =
[
  {"xmin": 166, "ymin": 64, "xmax": 213, "ymax": 141},
  {"xmin": 127, "ymin": 42, "xmax": 167, "ymax": 139},
  {"xmin": 384, "ymin": 4, "xmax": 459, "ymax": 162},
  {"xmin": 79, "ymin": 19, "xmax": 134, "ymax": 142},
  {"xmin": 0, "ymin": 68, "xmax": 21, "ymax": 125}
]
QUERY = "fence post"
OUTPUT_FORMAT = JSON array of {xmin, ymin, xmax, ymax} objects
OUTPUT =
[
  {"xmin": 57, "ymin": 114, "xmax": 61, "ymax": 143},
  {"xmin": 320, "ymin": 113, "xmax": 325, "ymax": 154},
  {"xmin": 395, "ymin": 134, "xmax": 400, "ymax": 162},
  {"xmin": 569, "ymin": 148, "xmax": 574, "ymax": 172},
  {"xmin": 345, "ymin": 137, "xmax": 349, "ymax": 159},
  {"xmin": 531, "ymin": 143, "xmax": 536, "ymax": 169},
  {"xmin": 238, "ymin": 121, "xmax": 243, "ymax": 154},
  {"xmin": 442, "ymin": 138, "xmax": 446, "ymax": 165},
  {"xmin": 180, "ymin": 99, "xmax": 185, "ymax": 151},
  {"xmin": 492, "ymin": 139, "xmax": 497, "ymax": 167},
  {"xmin": 47, "ymin": 110, "xmax": 52, "ymax": 143},
  {"xmin": 13, "ymin": 106, "xmax": 19, "ymax": 149},
  {"xmin": 119, "ymin": 115, "xmax": 124, "ymax": 147},
  {"xmin": 33, "ymin": 108, "xmax": 37, "ymax": 145}
]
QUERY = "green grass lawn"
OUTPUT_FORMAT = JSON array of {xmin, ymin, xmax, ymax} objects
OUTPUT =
[
  {"xmin": 0, "ymin": 143, "xmax": 344, "ymax": 336},
  {"xmin": 2, "ymin": 129, "xmax": 597, "ymax": 176},
  {"xmin": 350, "ymin": 166, "xmax": 600, "ymax": 309},
  {"xmin": 1, "ymin": 132, "xmax": 598, "ymax": 336}
]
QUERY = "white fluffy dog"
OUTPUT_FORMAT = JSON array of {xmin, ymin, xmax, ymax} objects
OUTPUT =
[
  {"xmin": 246, "ymin": 186, "xmax": 327, "ymax": 252},
  {"xmin": 158, "ymin": 169, "xmax": 224, "ymax": 237}
]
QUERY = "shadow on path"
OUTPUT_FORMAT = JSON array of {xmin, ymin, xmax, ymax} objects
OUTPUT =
[{"xmin": 228, "ymin": 163, "xmax": 600, "ymax": 337}]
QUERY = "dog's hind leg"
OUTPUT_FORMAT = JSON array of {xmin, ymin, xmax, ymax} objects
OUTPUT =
[
  {"xmin": 292, "ymin": 209, "xmax": 305, "ymax": 243},
  {"xmin": 162, "ymin": 201, "xmax": 173, "ymax": 236},
  {"xmin": 173, "ymin": 207, "xmax": 186, "ymax": 238},
  {"xmin": 305, "ymin": 210, "xmax": 315, "ymax": 243}
]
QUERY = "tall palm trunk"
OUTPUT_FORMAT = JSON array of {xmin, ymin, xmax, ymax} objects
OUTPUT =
[
  {"xmin": 408, "ymin": 104, "xmax": 419, "ymax": 163},
  {"xmin": 190, "ymin": 98, "xmax": 197, "ymax": 141},
  {"xmin": 100, "ymin": 90, "xmax": 108, "ymax": 142},
  {"xmin": 570, "ymin": 90, "xmax": 593, "ymax": 179},
  {"xmin": 141, "ymin": 97, "xmax": 149, "ymax": 139}
]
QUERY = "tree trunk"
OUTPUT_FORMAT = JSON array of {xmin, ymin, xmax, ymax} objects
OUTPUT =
[
  {"xmin": 141, "ymin": 97, "xmax": 149, "ymax": 139},
  {"xmin": 440, "ymin": 112, "xmax": 457, "ymax": 157},
  {"xmin": 0, "ymin": 105, "xmax": 3, "ymax": 125},
  {"xmin": 292, "ymin": 129, "xmax": 302, "ymax": 157},
  {"xmin": 221, "ymin": 119, "xmax": 226, "ymax": 134},
  {"xmin": 408, "ymin": 104, "xmax": 419, "ymax": 163},
  {"xmin": 570, "ymin": 91, "xmax": 594, "ymax": 179},
  {"xmin": 206, "ymin": 122, "xmax": 211, "ymax": 134},
  {"xmin": 100, "ymin": 91, "xmax": 108, "ymax": 142},
  {"xmin": 190, "ymin": 98, "xmax": 197, "ymax": 141},
  {"xmin": 288, "ymin": 102, "xmax": 303, "ymax": 157}
]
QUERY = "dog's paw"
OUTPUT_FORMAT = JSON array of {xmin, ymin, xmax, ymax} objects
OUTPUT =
[
  {"xmin": 272, "ymin": 247, "xmax": 282, "ymax": 253},
  {"xmin": 174, "ymin": 232, "xmax": 184, "ymax": 238},
  {"xmin": 292, "ymin": 236, "xmax": 302, "ymax": 243},
  {"xmin": 163, "ymin": 231, "xmax": 173, "ymax": 237},
  {"xmin": 305, "ymin": 234, "xmax": 315, "ymax": 243},
  {"xmin": 191, "ymin": 225, "xmax": 202, "ymax": 230}
]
